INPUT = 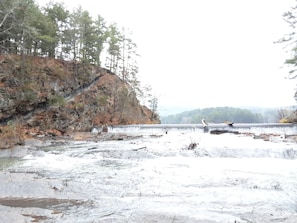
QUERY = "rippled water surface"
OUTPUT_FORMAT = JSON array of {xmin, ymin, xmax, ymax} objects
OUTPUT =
[{"xmin": 1, "ymin": 124, "xmax": 297, "ymax": 223}]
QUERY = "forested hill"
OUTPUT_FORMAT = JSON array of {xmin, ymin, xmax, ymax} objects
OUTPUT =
[
  {"xmin": 0, "ymin": 0, "xmax": 161, "ymax": 149},
  {"xmin": 0, "ymin": 55, "xmax": 159, "ymax": 126},
  {"xmin": 161, "ymin": 107, "xmax": 270, "ymax": 124},
  {"xmin": 0, "ymin": 0, "xmax": 155, "ymax": 105}
]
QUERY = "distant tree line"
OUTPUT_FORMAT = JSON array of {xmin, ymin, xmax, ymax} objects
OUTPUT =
[{"xmin": 161, "ymin": 107, "xmax": 265, "ymax": 124}]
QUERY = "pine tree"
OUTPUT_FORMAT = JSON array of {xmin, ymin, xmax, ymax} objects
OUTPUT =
[
  {"xmin": 43, "ymin": 2, "xmax": 69, "ymax": 58},
  {"xmin": 106, "ymin": 23, "xmax": 121, "ymax": 73},
  {"xmin": 93, "ymin": 15, "xmax": 107, "ymax": 66}
]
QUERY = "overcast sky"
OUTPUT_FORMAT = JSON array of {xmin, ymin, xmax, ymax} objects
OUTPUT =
[{"xmin": 37, "ymin": 0, "xmax": 297, "ymax": 112}]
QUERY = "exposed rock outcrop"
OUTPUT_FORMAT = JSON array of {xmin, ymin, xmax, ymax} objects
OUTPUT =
[{"xmin": 0, "ymin": 54, "xmax": 159, "ymax": 139}]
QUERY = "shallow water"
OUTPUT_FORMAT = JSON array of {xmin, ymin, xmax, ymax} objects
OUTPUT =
[{"xmin": 0, "ymin": 124, "xmax": 297, "ymax": 223}]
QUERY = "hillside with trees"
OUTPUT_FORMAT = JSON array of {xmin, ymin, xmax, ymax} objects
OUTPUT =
[
  {"xmin": 0, "ymin": 0, "xmax": 159, "ymax": 109},
  {"xmin": 0, "ymin": 0, "xmax": 160, "ymax": 148}
]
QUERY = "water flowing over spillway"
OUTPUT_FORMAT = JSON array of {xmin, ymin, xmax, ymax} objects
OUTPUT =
[{"xmin": 0, "ymin": 124, "xmax": 297, "ymax": 222}]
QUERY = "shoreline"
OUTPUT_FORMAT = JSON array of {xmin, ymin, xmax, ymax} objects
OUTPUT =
[
  {"xmin": 0, "ymin": 129, "xmax": 296, "ymax": 157},
  {"xmin": 20, "ymin": 131, "xmax": 297, "ymax": 147}
]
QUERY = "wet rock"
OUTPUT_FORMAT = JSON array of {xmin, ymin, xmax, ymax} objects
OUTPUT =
[
  {"xmin": 210, "ymin": 129, "xmax": 239, "ymax": 135},
  {"xmin": 186, "ymin": 142, "xmax": 198, "ymax": 150},
  {"xmin": 102, "ymin": 124, "xmax": 108, "ymax": 133},
  {"xmin": 284, "ymin": 134, "xmax": 297, "ymax": 142}
]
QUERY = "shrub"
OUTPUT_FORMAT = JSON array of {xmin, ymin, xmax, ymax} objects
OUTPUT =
[{"xmin": 49, "ymin": 95, "xmax": 65, "ymax": 107}]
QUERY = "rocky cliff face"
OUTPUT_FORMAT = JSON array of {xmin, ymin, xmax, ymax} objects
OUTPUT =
[{"xmin": 0, "ymin": 55, "xmax": 159, "ymax": 134}]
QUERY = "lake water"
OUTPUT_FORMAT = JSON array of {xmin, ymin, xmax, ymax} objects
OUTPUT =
[{"xmin": 0, "ymin": 124, "xmax": 297, "ymax": 223}]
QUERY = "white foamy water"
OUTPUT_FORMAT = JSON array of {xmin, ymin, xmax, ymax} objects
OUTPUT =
[{"xmin": 0, "ymin": 124, "xmax": 297, "ymax": 223}]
